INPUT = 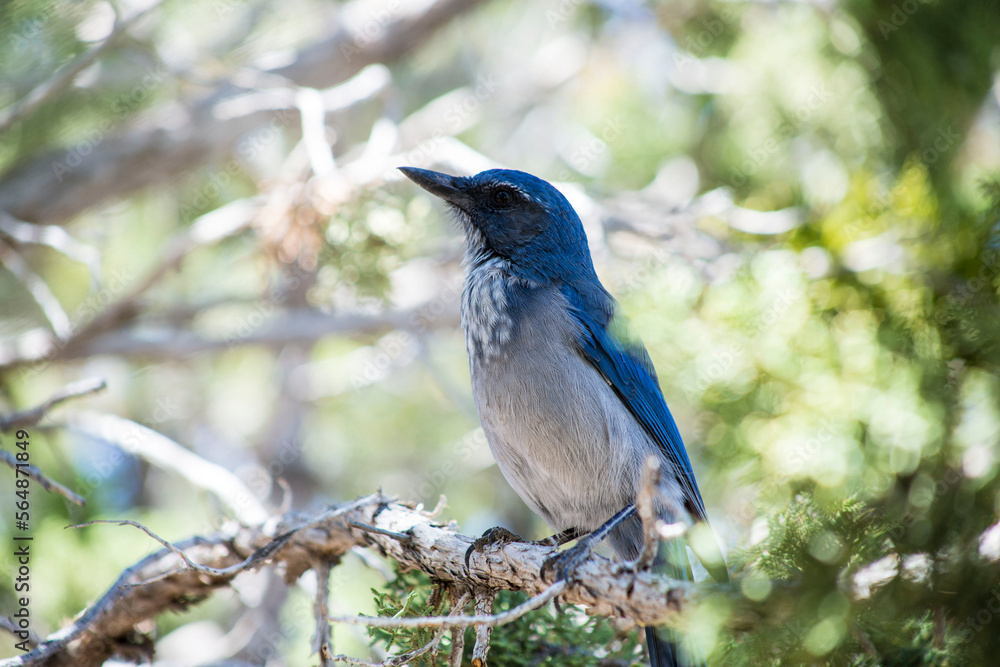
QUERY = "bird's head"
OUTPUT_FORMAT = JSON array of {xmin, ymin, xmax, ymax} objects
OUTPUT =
[{"xmin": 399, "ymin": 167, "xmax": 596, "ymax": 284}]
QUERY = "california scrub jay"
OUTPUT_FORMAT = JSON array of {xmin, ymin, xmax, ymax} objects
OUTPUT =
[{"xmin": 400, "ymin": 166, "xmax": 727, "ymax": 667}]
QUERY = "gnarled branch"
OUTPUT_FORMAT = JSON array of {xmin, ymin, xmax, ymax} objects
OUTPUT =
[{"xmin": 0, "ymin": 493, "xmax": 697, "ymax": 667}]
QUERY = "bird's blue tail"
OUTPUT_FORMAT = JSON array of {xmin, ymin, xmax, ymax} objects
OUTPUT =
[
  {"xmin": 646, "ymin": 625, "xmax": 708, "ymax": 667},
  {"xmin": 609, "ymin": 509, "xmax": 725, "ymax": 666},
  {"xmin": 646, "ymin": 626, "xmax": 679, "ymax": 667},
  {"xmin": 644, "ymin": 537, "xmax": 708, "ymax": 667}
]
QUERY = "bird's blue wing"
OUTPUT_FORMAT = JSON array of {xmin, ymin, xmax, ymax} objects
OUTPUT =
[
  {"xmin": 566, "ymin": 292, "xmax": 709, "ymax": 524},
  {"xmin": 568, "ymin": 294, "xmax": 731, "ymax": 591}
]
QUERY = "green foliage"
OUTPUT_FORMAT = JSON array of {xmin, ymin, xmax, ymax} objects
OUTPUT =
[
  {"xmin": 369, "ymin": 568, "xmax": 450, "ymax": 664},
  {"xmin": 369, "ymin": 566, "xmax": 644, "ymax": 666},
  {"xmin": 485, "ymin": 592, "xmax": 643, "ymax": 667},
  {"xmin": 746, "ymin": 494, "xmax": 887, "ymax": 579},
  {"xmin": 715, "ymin": 481, "xmax": 1000, "ymax": 665}
]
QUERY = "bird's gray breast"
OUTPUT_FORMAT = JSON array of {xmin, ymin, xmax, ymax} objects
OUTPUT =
[{"xmin": 461, "ymin": 261, "xmax": 669, "ymax": 533}]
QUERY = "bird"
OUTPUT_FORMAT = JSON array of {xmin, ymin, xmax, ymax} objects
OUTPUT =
[{"xmin": 399, "ymin": 166, "xmax": 728, "ymax": 666}]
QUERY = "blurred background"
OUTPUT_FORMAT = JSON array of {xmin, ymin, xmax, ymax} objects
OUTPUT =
[{"xmin": 1, "ymin": 0, "xmax": 1000, "ymax": 664}]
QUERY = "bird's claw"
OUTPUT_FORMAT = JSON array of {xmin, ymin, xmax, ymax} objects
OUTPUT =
[
  {"xmin": 464, "ymin": 526, "xmax": 524, "ymax": 570},
  {"xmin": 541, "ymin": 540, "xmax": 593, "ymax": 584}
]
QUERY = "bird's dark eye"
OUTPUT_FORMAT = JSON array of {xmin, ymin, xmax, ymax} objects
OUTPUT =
[{"xmin": 491, "ymin": 187, "xmax": 516, "ymax": 208}]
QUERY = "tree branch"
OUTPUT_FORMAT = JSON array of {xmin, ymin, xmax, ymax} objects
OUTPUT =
[
  {"xmin": 0, "ymin": 449, "xmax": 86, "ymax": 507},
  {"xmin": 0, "ymin": 1, "xmax": 167, "ymax": 134},
  {"xmin": 65, "ymin": 411, "xmax": 270, "ymax": 526},
  {"xmin": 0, "ymin": 301, "xmax": 460, "ymax": 369},
  {"xmin": 0, "ymin": 0, "xmax": 487, "ymax": 226},
  {"xmin": 0, "ymin": 377, "xmax": 107, "ymax": 431},
  {"xmin": 0, "ymin": 493, "xmax": 698, "ymax": 667}
]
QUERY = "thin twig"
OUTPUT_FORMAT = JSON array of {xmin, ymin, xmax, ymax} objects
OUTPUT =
[
  {"xmin": 0, "ymin": 377, "xmax": 107, "ymax": 431},
  {"xmin": 69, "ymin": 495, "xmax": 384, "ymax": 584},
  {"xmin": 69, "ymin": 519, "xmax": 295, "ymax": 580},
  {"xmin": 327, "ymin": 628, "xmax": 449, "ymax": 666},
  {"xmin": 327, "ymin": 592, "xmax": 471, "ymax": 667},
  {"xmin": 350, "ymin": 521, "xmax": 413, "ymax": 543},
  {"xmin": 635, "ymin": 456, "xmax": 662, "ymax": 570},
  {"xmin": 327, "ymin": 581, "xmax": 568, "ymax": 630},
  {"xmin": 0, "ymin": 615, "xmax": 41, "ymax": 647},
  {"xmin": 0, "ymin": 450, "xmax": 86, "ymax": 506}
]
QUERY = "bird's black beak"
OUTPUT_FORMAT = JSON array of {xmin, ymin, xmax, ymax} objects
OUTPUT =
[{"xmin": 398, "ymin": 167, "xmax": 473, "ymax": 210}]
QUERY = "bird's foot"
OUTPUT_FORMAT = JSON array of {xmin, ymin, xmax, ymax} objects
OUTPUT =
[
  {"xmin": 541, "ymin": 505, "xmax": 638, "ymax": 584},
  {"xmin": 464, "ymin": 526, "xmax": 524, "ymax": 570},
  {"xmin": 541, "ymin": 539, "xmax": 595, "ymax": 584}
]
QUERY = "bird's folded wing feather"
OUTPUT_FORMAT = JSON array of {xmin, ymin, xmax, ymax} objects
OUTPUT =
[
  {"xmin": 569, "ymin": 303, "xmax": 708, "ymax": 521},
  {"xmin": 565, "ymin": 289, "xmax": 729, "ymax": 583}
]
